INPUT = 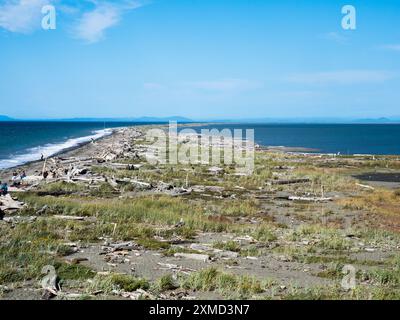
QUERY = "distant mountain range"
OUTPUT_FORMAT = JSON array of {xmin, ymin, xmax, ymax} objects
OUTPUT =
[
  {"xmin": 352, "ymin": 117, "xmax": 400, "ymax": 124},
  {"xmin": 0, "ymin": 115, "xmax": 14, "ymax": 121},
  {"xmin": 213, "ymin": 117, "xmax": 400, "ymax": 124},
  {"xmin": 0, "ymin": 115, "xmax": 193, "ymax": 123},
  {"xmin": 1, "ymin": 115, "xmax": 400, "ymax": 124},
  {"xmin": 48, "ymin": 116, "xmax": 194, "ymax": 123}
]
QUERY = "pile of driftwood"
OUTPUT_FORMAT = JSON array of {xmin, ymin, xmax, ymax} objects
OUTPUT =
[
  {"xmin": 155, "ymin": 183, "xmax": 192, "ymax": 197},
  {"xmin": 6, "ymin": 128, "xmax": 146, "ymax": 193},
  {"xmin": 0, "ymin": 194, "xmax": 25, "ymax": 213}
]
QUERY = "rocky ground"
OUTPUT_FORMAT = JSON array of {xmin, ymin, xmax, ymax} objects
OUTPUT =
[{"xmin": 1, "ymin": 125, "xmax": 400, "ymax": 300}]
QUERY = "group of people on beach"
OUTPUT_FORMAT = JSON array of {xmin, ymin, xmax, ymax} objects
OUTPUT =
[
  {"xmin": 1, "ymin": 154, "xmax": 49, "ymax": 197},
  {"xmin": 11, "ymin": 170, "xmax": 27, "ymax": 187},
  {"xmin": 0, "ymin": 170, "xmax": 27, "ymax": 196}
]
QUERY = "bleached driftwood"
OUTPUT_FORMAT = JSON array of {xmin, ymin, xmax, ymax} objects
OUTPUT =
[
  {"xmin": 288, "ymin": 196, "xmax": 332, "ymax": 202},
  {"xmin": 108, "ymin": 241, "xmax": 141, "ymax": 251},
  {"xmin": 189, "ymin": 243, "xmax": 239, "ymax": 259},
  {"xmin": 64, "ymin": 257, "xmax": 88, "ymax": 265},
  {"xmin": 3, "ymin": 216, "xmax": 37, "ymax": 224},
  {"xmin": 268, "ymin": 178, "xmax": 310, "ymax": 186},
  {"xmin": 53, "ymin": 215, "xmax": 85, "ymax": 221},
  {"xmin": 356, "ymin": 183, "xmax": 375, "ymax": 190},
  {"xmin": 156, "ymin": 262, "xmax": 196, "ymax": 275},
  {"xmin": 58, "ymin": 157, "xmax": 93, "ymax": 164},
  {"xmin": 174, "ymin": 253, "xmax": 210, "ymax": 262},
  {"xmin": 120, "ymin": 289, "xmax": 154, "ymax": 300},
  {"xmin": 192, "ymin": 185, "xmax": 224, "ymax": 193},
  {"xmin": 170, "ymin": 188, "xmax": 192, "ymax": 197},
  {"xmin": 107, "ymin": 163, "xmax": 142, "ymax": 170},
  {"xmin": 69, "ymin": 176, "xmax": 106, "ymax": 183},
  {"xmin": 115, "ymin": 178, "xmax": 152, "ymax": 189},
  {"xmin": 0, "ymin": 194, "xmax": 26, "ymax": 211},
  {"xmin": 22, "ymin": 175, "xmax": 44, "ymax": 183},
  {"xmin": 208, "ymin": 166, "xmax": 224, "ymax": 174},
  {"xmin": 214, "ymin": 250, "xmax": 239, "ymax": 259},
  {"xmin": 189, "ymin": 243, "xmax": 213, "ymax": 252}
]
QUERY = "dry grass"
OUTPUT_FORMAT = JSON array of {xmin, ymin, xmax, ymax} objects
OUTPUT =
[{"xmin": 339, "ymin": 189, "xmax": 400, "ymax": 232}]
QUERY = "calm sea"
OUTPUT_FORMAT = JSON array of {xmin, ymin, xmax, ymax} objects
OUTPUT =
[
  {"xmin": 1, "ymin": 122, "xmax": 400, "ymax": 169},
  {"xmin": 183, "ymin": 123, "xmax": 400, "ymax": 156}
]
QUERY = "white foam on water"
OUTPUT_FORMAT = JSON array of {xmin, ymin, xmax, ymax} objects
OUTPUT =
[{"xmin": 0, "ymin": 129, "xmax": 113, "ymax": 170}]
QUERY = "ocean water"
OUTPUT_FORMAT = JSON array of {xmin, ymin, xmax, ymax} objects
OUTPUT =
[
  {"xmin": 1, "ymin": 122, "xmax": 400, "ymax": 170},
  {"xmin": 0, "ymin": 121, "xmax": 147, "ymax": 169},
  {"xmin": 183, "ymin": 123, "xmax": 400, "ymax": 155}
]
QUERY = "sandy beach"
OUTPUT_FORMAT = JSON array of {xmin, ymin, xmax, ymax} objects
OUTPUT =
[
  {"xmin": 1, "ymin": 123, "xmax": 400, "ymax": 300},
  {"xmin": 0, "ymin": 126, "xmax": 144, "ymax": 182}
]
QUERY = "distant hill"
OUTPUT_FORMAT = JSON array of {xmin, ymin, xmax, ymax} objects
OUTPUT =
[
  {"xmin": 2, "ymin": 115, "xmax": 400, "ymax": 124},
  {"xmin": 0, "ymin": 116, "xmax": 194, "ymax": 123},
  {"xmin": 353, "ymin": 117, "xmax": 400, "ymax": 124},
  {"xmin": 203, "ymin": 117, "xmax": 400, "ymax": 124},
  {"xmin": 48, "ymin": 116, "xmax": 194, "ymax": 123},
  {"xmin": 0, "ymin": 115, "xmax": 14, "ymax": 121},
  {"xmin": 133, "ymin": 116, "xmax": 193, "ymax": 123}
]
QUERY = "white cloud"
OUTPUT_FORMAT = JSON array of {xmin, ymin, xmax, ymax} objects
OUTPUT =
[
  {"xmin": 381, "ymin": 44, "xmax": 400, "ymax": 52},
  {"xmin": 144, "ymin": 82, "xmax": 164, "ymax": 90},
  {"xmin": 72, "ymin": 1, "xmax": 142, "ymax": 43},
  {"xmin": 73, "ymin": 4, "xmax": 119, "ymax": 43},
  {"xmin": 186, "ymin": 78, "xmax": 262, "ymax": 92},
  {"xmin": 0, "ymin": 0, "xmax": 51, "ymax": 33},
  {"xmin": 320, "ymin": 32, "xmax": 347, "ymax": 44},
  {"xmin": 285, "ymin": 70, "xmax": 394, "ymax": 85},
  {"xmin": 0, "ymin": 0, "xmax": 143, "ymax": 40}
]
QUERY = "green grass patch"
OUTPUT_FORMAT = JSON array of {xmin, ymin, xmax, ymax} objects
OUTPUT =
[
  {"xmin": 213, "ymin": 240, "xmax": 241, "ymax": 252},
  {"xmin": 181, "ymin": 267, "xmax": 265, "ymax": 299},
  {"xmin": 88, "ymin": 273, "xmax": 149, "ymax": 293}
]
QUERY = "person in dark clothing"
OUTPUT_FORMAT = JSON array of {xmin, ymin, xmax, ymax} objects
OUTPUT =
[{"xmin": 0, "ymin": 181, "xmax": 8, "ymax": 196}]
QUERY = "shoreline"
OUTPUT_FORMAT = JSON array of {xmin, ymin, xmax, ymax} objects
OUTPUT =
[
  {"xmin": 2, "ymin": 122, "xmax": 400, "ymax": 179},
  {"xmin": 0, "ymin": 128, "xmax": 116, "ymax": 171},
  {"xmin": 0, "ymin": 127, "xmax": 127, "ymax": 182}
]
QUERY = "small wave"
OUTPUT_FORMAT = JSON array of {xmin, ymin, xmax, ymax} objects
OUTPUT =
[{"xmin": 0, "ymin": 129, "xmax": 113, "ymax": 170}]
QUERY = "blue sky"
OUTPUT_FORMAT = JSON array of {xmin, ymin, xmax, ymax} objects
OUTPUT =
[{"xmin": 0, "ymin": 0, "xmax": 399, "ymax": 119}]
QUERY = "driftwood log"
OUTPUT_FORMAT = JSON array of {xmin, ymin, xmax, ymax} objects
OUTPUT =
[
  {"xmin": 356, "ymin": 183, "xmax": 375, "ymax": 190},
  {"xmin": 53, "ymin": 215, "xmax": 85, "ymax": 221},
  {"xmin": 288, "ymin": 196, "xmax": 332, "ymax": 202},
  {"xmin": 173, "ymin": 253, "xmax": 210, "ymax": 262},
  {"xmin": 268, "ymin": 178, "xmax": 310, "ymax": 186},
  {"xmin": 0, "ymin": 194, "xmax": 25, "ymax": 211}
]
